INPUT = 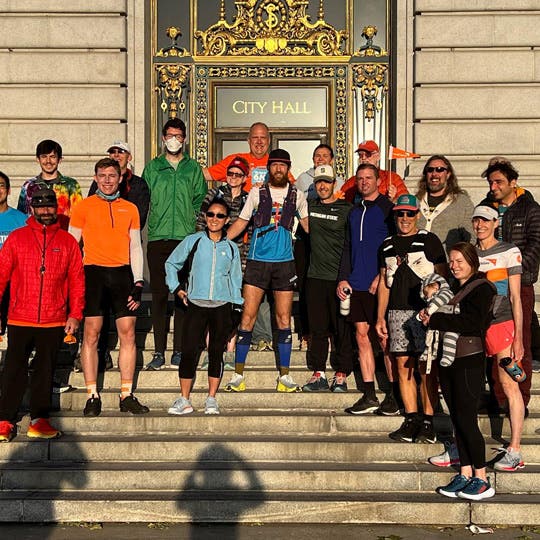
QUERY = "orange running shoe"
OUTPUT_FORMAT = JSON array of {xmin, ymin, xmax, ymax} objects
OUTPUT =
[
  {"xmin": 0, "ymin": 420, "xmax": 14, "ymax": 442},
  {"xmin": 27, "ymin": 418, "xmax": 61, "ymax": 439}
]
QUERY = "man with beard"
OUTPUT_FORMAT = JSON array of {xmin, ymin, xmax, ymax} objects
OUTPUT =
[
  {"xmin": 142, "ymin": 118, "xmax": 207, "ymax": 370},
  {"xmin": 0, "ymin": 188, "xmax": 84, "ymax": 441},
  {"xmin": 416, "ymin": 155, "xmax": 474, "ymax": 253},
  {"xmin": 223, "ymin": 149, "xmax": 309, "ymax": 392}
]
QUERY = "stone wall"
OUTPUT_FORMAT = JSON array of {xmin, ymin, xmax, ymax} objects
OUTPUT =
[{"xmin": 0, "ymin": 0, "xmax": 145, "ymax": 206}]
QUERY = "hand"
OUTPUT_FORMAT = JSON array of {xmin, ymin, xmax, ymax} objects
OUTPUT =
[
  {"xmin": 418, "ymin": 309, "xmax": 430, "ymax": 326},
  {"xmin": 64, "ymin": 317, "xmax": 79, "ymax": 336},
  {"xmin": 337, "ymin": 280, "xmax": 352, "ymax": 301},
  {"xmin": 368, "ymin": 275, "xmax": 379, "ymax": 295},
  {"xmin": 511, "ymin": 339, "xmax": 524, "ymax": 362},
  {"xmin": 127, "ymin": 283, "xmax": 143, "ymax": 311},
  {"xmin": 177, "ymin": 289, "xmax": 188, "ymax": 306},
  {"xmin": 375, "ymin": 318, "xmax": 388, "ymax": 340},
  {"xmin": 388, "ymin": 183, "xmax": 397, "ymax": 202}
]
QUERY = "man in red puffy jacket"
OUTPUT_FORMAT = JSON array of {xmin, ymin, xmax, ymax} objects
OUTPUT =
[{"xmin": 0, "ymin": 188, "xmax": 85, "ymax": 442}]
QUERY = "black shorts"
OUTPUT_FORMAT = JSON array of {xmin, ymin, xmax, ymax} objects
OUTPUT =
[
  {"xmin": 348, "ymin": 290, "xmax": 377, "ymax": 325},
  {"xmin": 84, "ymin": 265, "xmax": 134, "ymax": 319},
  {"xmin": 243, "ymin": 260, "xmax": 297, "ymax": 291}
]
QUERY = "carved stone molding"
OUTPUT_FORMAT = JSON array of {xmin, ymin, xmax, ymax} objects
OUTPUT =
[
  {"xmin": 195, "ymin": 0, "xmax": 347, "ymax": 57},
  {"xmin": 352, "ymin": 63, "xmax": 388, "ymax": 121}
]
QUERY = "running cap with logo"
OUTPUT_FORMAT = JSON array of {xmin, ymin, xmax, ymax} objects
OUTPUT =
[
  {"xmin": 227, "ymin": 156, "xmax": 249, "ymax": 177},
  {"xmin": 30, "ymin": 188, "xmax": 57, "ymax": 208},
  {"xmin": 393, "ymin": 194, "xmax": 419, "ymax": 212},
  {"xmin": 472, "ymin": 205, "xmax": 498, "ymax": 221},
  {"xmin": 107, "ymin": 141, "xmax": 131, "ymax": 154},
  {"xmin": 314, "ymin": 164, "xmax": 335, "ymax": 183},
  {"xmin": 267, "ymin": 148, "xmax": 291, "ymax": 168},
  {"xmin": 356, "ymin": 140, "xmax": 379, "ymax": 154}
]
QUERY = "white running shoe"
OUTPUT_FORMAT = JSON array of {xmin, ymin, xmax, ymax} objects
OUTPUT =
[
  {"xmin": 428, "ymin": 441, "xmax": 460, "ymax": 467},
  {"xmin": 168, "ymin": 396, "xmax": 194, "ymax": 415},
  {"xmin": 204, "ymin": 396, "xmax": 220, "ymax": 415},
  {"xmin": 276, "ymin": 374, "xmax": 301, "ymax": 393},
  {"xmin": 224, "ymin": 372, "xmax": 246, "ymax": 392}
]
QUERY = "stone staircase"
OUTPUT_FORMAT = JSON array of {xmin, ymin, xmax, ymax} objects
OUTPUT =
[{"xmin": 0, "ymin": 307, "xmax": 539, "ymax": 526}]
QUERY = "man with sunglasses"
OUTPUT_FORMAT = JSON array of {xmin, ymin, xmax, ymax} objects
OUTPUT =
[
  {"xmin": 416, "ymin": 155, "xmax": 474, "ymax": 253},
  {"xmin": 341, "ymin": 140, "xmax": 408, "ymax": 203},
  {"xmin": 376, "ymin": 194, "xmax": 447, "ymax": 443},
  {"xmin": 337, "ymin": 163, "xmax": 399, "ymax": 414}
]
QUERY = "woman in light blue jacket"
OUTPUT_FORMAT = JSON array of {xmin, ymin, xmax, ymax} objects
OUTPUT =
[{"xmin": 165, "ymin": 199, "xmax": 243, "ymax": 415}]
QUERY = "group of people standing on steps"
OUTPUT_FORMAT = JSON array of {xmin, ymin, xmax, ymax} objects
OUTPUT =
[{"xmin": 0, "ymin": 123, "xmax": 538, "ymax": 504}]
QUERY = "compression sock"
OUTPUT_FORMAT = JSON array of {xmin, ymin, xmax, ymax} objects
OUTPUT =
[
  {"xmin": 86, "ymin": 381, "xmax": 98, "ymax": 398},
  {"xmin": 278, "ymin": 328, "xmax": 293, "ymax": 376},
  {"xmin": 363, "ymin": 381, "xmax": 376, "ymax": 400},
  {"xmin": 234, "ymin": 329, "xmax": 252, "ymax": 376}
]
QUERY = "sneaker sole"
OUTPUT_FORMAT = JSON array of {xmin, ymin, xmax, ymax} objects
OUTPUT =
[
  {"xmin": 436, "ymin": 488, "xmax": 460, "ymax": 499},
  {"xmin": 493, "ymin": 462, "xmax": 524, "ymax": 472},
  {"xmin": 205, "ymin": 409, "xmax": 220, "ymax": 415},
  {"xmin": 428, "ymin": 458, "xmax": 460, "ymax": 467},
  {"xmin": 167, "ymin": 407, "xmax": 194, "ymax": 415},
  {"xmin": 389, "ymin": 433, "xmax": 415, "ymax": 442},
  {"xmin": 120, "ymin": 408, "xmax": 150, "ymax": 414},
  {"xmin": 331, "ymin": 387, "xmax": 347, "ymax": 393},
  {"xmin": 378, "ymin": 408, "xmax": 401, "ymax": 416},
  {"xmin": 224, "ymin": 384, "xmax": 246, "ymax": 392},
  {"xmin": 345, "ymin": 405, "xmax": 379, "ymax": 415},
  {"xmin": 27, "ymin": 431, "xmax": 61, "ymax": 439},
  {"xmin": 415, "ymin": 436, "xmax": 437, "ymax": 444},
  {"xmin": 144, "ymin": 365, "xmax": 164, "ymax": 371},
  {"xmin": 302, "ymin": 386, "xmax": 330, "ymax": 392},
  {"xmin": 457, "ymin": 487, "xmax": 495, "ymax": 500},
  {"xmin": 276, "ymin": 384, "xmax": 301, "ymax": 393}
]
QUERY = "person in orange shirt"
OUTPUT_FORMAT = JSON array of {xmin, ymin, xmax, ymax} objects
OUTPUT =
[{"xmin": 341, "ymin": 140, "xmax": 408, "ymax": 203}]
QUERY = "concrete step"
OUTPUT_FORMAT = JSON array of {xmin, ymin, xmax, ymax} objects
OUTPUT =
[
  {"xmin": 0, "ymin": 490, "xmax": 538, "ymax": 525},
  {"xmin": 2, "ymin": 434, "xmax": 539, "ymax": 465},
  {"xmin": 2, "ymin": 461, "xmax": 538, "ymax": 494}
]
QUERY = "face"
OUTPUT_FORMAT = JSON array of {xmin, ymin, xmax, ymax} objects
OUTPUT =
[
  {"xmin": 162, "ymin": 127, "xmax": 185, "ymax": 154},
  {"xmin": 108, "ymin": 147, "xmax": 131, "ymax": 173},
  {"xmin": 0, "ymin": 179, "xmax": 8, "ymax": 206},
  {"xmin": 395, "ymin": 209, "xmax": 419, "ymax": 236},
  {"xmin": 357, "ymin": 150, "xmax": 380, "ymax": 166},
  {"xmin": 248, "ymin": 125, "xmax": 270, "ymax": 159},
  {"xmin": 423, "ymin": 282, "xmax": 440, "ymax": 298},
  {"xmin": 95, "ymin": 166, "xmax": 121, "ymax": 195},
  {"xmin": 226, "ymin": 167, "xmax": 246, "ymax": 188},
  {"xmin": 449, "ymin": 249, "xmax": 474, "ymax": 283},
  {"xmin": 425, "ymin": 158, "xmax": 449, "ymax": 196},
  {"xmin": 356, "ymin": 168, "xmax": 380, "ymax": 199},
  {"xmin": 472, "ymin": 216, "xmax": 497, "ymax": 242},
  {"xmin": 268, "ymin": 162, "xmax": 289, "ymax": 188},
  {"xmin": 32, "ymin": 205, "xmax": 57, "ymax": 225},
  {"xmin": 487, "ymin": 171, "xmax": 516, "ymax": 204},
  {"xmin": 205, "ymin": 203, "xmax": 229, "ymax": 233},
  {"xmin": 313, "ymin": 147, "xmax": 333, "ymax": 167},
  {"xmin": 315, "ymin": 179, "xmax": 335, "ymax": 201},
  {"xmin": 37, "ymin": 151, "xmax": 60, "ymax": 176}
]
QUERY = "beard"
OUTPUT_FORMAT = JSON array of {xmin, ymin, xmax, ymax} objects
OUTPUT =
[
  {"xmin": 268, "ymin": 171, "xmax": 288, "ymax": 188},
  {"xmin": 34, "ymin": 213, "xmax": 57, "ymax": 226}
]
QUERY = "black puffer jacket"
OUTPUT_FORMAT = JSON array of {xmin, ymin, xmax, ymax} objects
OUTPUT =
[{"xmin": 480, "ymin": 190, "xmax": 540, "ymax": 286}]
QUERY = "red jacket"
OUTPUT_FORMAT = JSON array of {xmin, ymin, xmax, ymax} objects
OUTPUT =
[
  {"xmin": 341, "ymin": 169, "xmax": 408, "ymax": 203},
  {"xmin": 0, "ymin": 216, "xmax": 85, "ymax": 326}
]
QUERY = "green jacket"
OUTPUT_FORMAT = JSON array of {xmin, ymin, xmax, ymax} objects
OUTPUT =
[{"xmin": 142, "ymin": 153, "xmax": 207, "ymax": 242}]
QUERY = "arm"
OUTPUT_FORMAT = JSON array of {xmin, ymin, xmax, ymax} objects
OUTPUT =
[
  {"xmin": 129, "ymin": 229, "xmax": 144, "ymax": 283},
  {"xmin": 375, "ymin": 268, "xmax": 390, "ymax": 339},
  {"xmin": 202, "ymin": 167, "xmax": 214, "ymax": 182},
  {"xmin": 17, "ymin": 182, "xmax": 29, "ymax": 215},
  {"xmin": 508, "ymin": 272, "xmax": 524, "ymax": 360},
  {"xmin": 521, "ymin": 204, "xmax": 540, "ymax": 279},
  {"xmin": 337, "ymin": 214, "xmax": 352, "ymax": 283},
  {"xmin": 164, "ymin": 236, "xmax": 196, "ymax": 294},
  {"xmin": 227, "ymin": 217, "xmax": 249, "ymax": 240},
  {"xmin": 0, "ymin": 237, "xmax": 15, "ymax": 301},
  {"xmin": 66, "ymin": 237, "xmax": 85, "ymax": 323},
  {"xmin": 137, "ymin": 179, "xmax": 150, "ymax": 229},
  {"xmin": 229, "ymin": 242, "xmax": 244, "ymax": 305},
  {"xmin": 68, "ymin": 225, "xmax": 82, "ymax": 243},
  {"xmin": 299, "ymin": 216, "xmax": 309, "ymax": 234}
]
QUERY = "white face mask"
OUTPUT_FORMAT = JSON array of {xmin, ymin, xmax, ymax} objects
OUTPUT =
[{"xmin": 164, "ymin": 137, "xmax": 182, "ymax": 154}]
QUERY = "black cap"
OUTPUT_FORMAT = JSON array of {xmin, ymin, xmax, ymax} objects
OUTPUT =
[
  {"xmin": 267, "ymin": 148, "xmax": 291, "ymax": 168},
  {"xmin": 30, "ymin": 188, "xmax": 57, "ymax": 208}
]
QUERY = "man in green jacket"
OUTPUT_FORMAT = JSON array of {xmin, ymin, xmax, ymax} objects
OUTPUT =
[{"xmin": 142, "ymin": 118, "xmax": 207, "ymax": 370}]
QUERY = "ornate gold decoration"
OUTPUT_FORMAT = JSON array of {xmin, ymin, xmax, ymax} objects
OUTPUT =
[
  {"xmin": 354, "ymin": 25, "xmax": 388, "ymax": 57},
  {"xmin": 155, "ymin": 64, "xmax": 191, "ymax": 118},
  {"xmin": 353, "ymin": 63, "xmax": 388, "ymax": 121},
  {"xmin": 156, "ymin": 26, "xmax": 191, "ymax": 57},
  {"xmin": 195, "ymin": 0, "xmax": 347, "ymax": 57},
  {"xmin": 194, "ymin": 65, "xmax": 349, "ymax": 177}
]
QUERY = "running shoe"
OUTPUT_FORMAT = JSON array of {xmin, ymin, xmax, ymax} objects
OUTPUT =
[
  {"xmin": 345, "ymin": 395, "xmax": 379, "ymax": 415},
  {"xmin": 223, "ymin": 351, "xmax": 235, "ymax": 371},
  {"xmin": 330, "ymin": 372, "xmax": 348, "ymax": 393},
  {"xmin": 27, "ymin": 418, "xmax": 61, "ymax": 439},
  {"xmin": 53, "ymin": 382, "xmax": 75, "ymax": 394},
  {"xmin": 436, "ymin": 474, "xmax": 470, "ymax": 498},
  {"xmin": 224, "ymin": 373, "xmax": 246, "ymax": 392},
  {"xmin": 377, "ymin": 394, "xmax": 401, "ymax": 416},
  {"xmin": 145, "ymin": 352, "xmax": 165, "ymax": 370},
  {"xmin": 415, "ymin": 420, "xmax": 437, "ymax": 444},
  {"xmin": 493, "ymin": 447, "xmax": 525, "ymax": 471},
  {"xmin": 120, "ymin": 394, "xmax": 150, "ymax": 414},
  {"xmin": 168, "ymin": 396, "xmax": 194, "ymax": 415},
  {"xmin": 302, "ymin": 372, "xmax": 330, "ymax": 392},
  {"xmin": 73, "ymin": 355, "xmax": 82, "ymax": 373},
  {"xmin": 276, "ymin": 374, "xmax": 301, "ymax": 392},
  {"xmin": 428, "ymin": 441, "xmax": 460, "ymax": 467},
  {"xmin": 204, "ymin": 396, "xmax": 220, "ymax": 415},
  {"xmin": 532, "ymin": 359, "xmax": 540, "ymax": 373},
  {"xmin": 0, "ymin": 421, "xmax": 14, "ymax": 442},
  {"xmin": 257, "ymin": 340, "xmax": 273, "ymax": 352},
  {"xmin": 200, "ymin": 352, "xmax": 209, "ymax": 370},
  {"xmin": 83, "ymin": 396, "xmax": 102, "ymax": 417},
  {"xmin": 389, "ymin": 416, "xmax": 420, "ymax": 442},
  {"xmin": 171, "ymin": 351, "xmax": 182, "ymax": 367},
  {"xmin": 456, "ymin": 477, "xmax": 495, "ymax": 500}
]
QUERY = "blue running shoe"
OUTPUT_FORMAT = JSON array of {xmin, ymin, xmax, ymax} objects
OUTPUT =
[
  {"xmin": 171, "ymin": 351, "xmax": 181, "ymax": 367},
  {"xmin": 457, "ymin": 477, "xmax": 495, "ymax": 500},
  {"xmin": 437, "ymin": 474, "xmax": 470, "ymax": 498},
  {"xmin": 145, "ymin": 352, "xmax": 165, "ymax": 370}
]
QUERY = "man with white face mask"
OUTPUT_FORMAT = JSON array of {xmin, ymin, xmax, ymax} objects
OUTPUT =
[{"xmin": 142, "ymin": 118, "xmax": 207, "ymax": 370}]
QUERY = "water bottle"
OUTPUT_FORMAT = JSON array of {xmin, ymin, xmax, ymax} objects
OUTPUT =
[
  {"xmin": 340, "ymin": 288, "xmax": 351, "ymax": 316},
  {"xmin": 499, "ymin": 356, "xmax": 526, "ymax": 383}
]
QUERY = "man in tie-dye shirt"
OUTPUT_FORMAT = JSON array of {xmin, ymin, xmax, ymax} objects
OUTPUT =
[{"xmin": 17, "ymin": 139, "xmax": 82, "ymax": 230}]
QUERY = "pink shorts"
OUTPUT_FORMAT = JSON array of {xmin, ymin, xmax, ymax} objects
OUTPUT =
[{"xmin": 485, "ymin": 320, "xmax": 515, "ymax": 357}]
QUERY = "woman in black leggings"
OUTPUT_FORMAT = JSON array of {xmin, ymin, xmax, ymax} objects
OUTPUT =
[{"xmin": 421, "ymin": 242, "xmax": 496, "ymax": 500}]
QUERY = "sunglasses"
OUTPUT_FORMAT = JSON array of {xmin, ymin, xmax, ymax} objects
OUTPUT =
[
  {"xmin": 227, "ymin": 171, "xmax": 245, "ymax": 179},
  {"xmin": 109, "ymin": 149, "xmax": 128, "ymax": 155},
  {"xmin": 426, "ymin": 166, "xmax": 448, "ymax": 173},
  {"xmin": 206, "ymin": 211, "xmax": 227, "ymax": 219},
  {"xmin": 395, "ymin": 210, "xmax": 418, "ymax": 218}
]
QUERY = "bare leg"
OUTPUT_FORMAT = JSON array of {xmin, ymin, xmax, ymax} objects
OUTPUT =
[
  {"xmin": 81, "ymin": 316, "xmax": 104, "ymax": 389},
  {"xmin": 273, "ymin": 290, "xmax": 294, "ymax": 330},
  {"xmin": 395, "ymin": 355, "xmax": 418, "ymax": 413},
  {"xmin": 116, "ymin": 316, "xmax": 137, "ymax": 384},
  {"xmin": 239, "ymin": 284, "xmax": 265, "ymax": 331},
  {"xmin": 419, "ymin": 360, "xmax": 438, "ymax": 416},
  {"xmin": 355, "ymin": 322, "xmax": 376, "ymax": 383},
  {"xmin": 208, "ymin": 376, "xmax": 221, "ymax": 398}
]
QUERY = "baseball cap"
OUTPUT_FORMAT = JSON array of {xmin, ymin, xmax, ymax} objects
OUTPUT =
[
  {"xmin": 227, "ymin": 156, "xmax": 249, "ymax": 177},
  {"xmin": 267, "ymin": 148, "xmax": 291, "ymax": 167},
  {"xmin": 472, "ymin": 205, "xmax": 498, "ymax": 221},
  {"xmin": 356, "ymin": 140, "xmax": 379, "ymax": 154},
  {"xmin": 393, "ymin": 194, "xmax": 419, "ymax": 211},
  {"xmin": 313, "ymin": 164, "xmax": 335, "ymax": 183},
  {"xmin": 31, "ymin": 188, "xmax": 57, "ymax": 208},
  {"xmin": 107, "ymin": 141, "xmax": 131, "ymax": 154}
]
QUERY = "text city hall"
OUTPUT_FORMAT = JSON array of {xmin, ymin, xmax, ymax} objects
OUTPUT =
[{"xmin": 232, "ymin": 100, "xmax": 312, "ymax": 114}]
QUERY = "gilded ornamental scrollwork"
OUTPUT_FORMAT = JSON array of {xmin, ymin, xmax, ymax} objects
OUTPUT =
[
  {"xmin": 155, "ymin": 64, "xmax": 191, "ymax": 119},
  {"xmin": 195, "ymin": 0, "xmax": 347, "ymax": 57}
]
